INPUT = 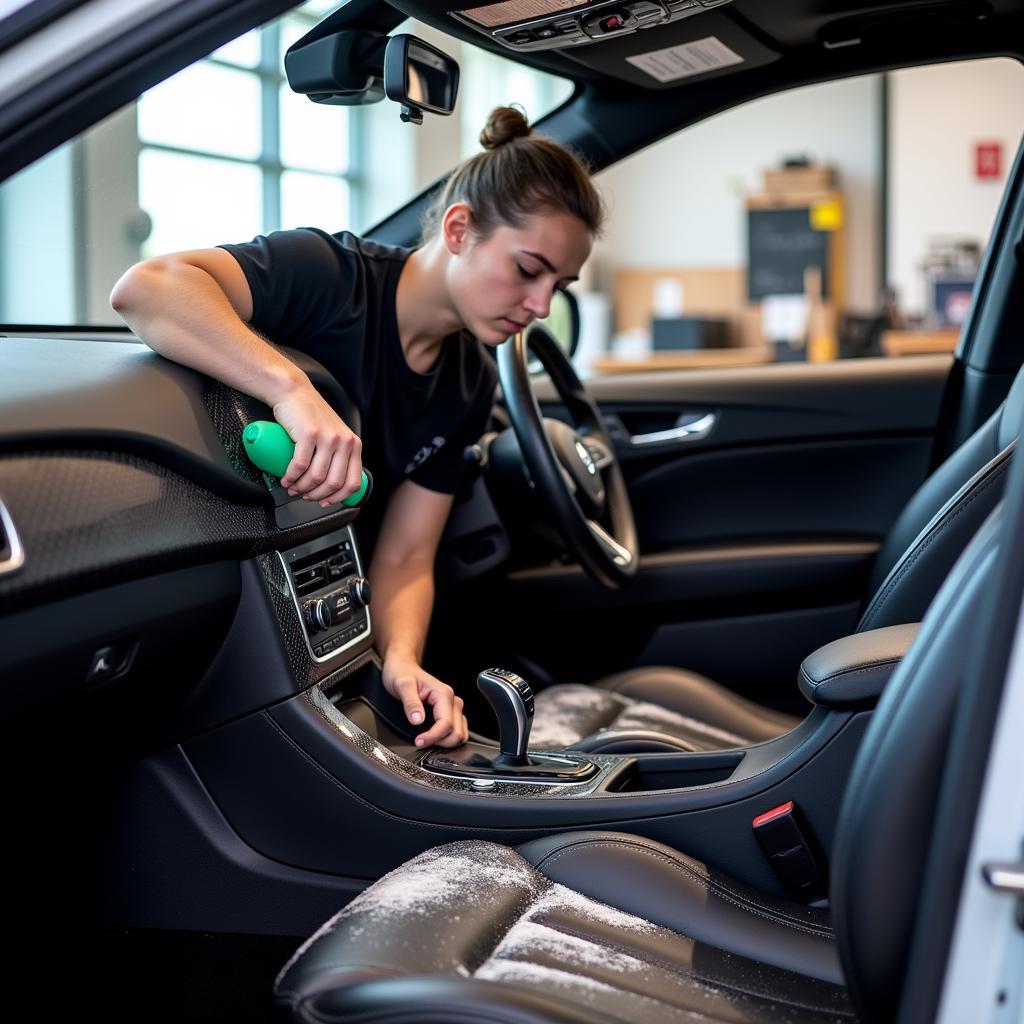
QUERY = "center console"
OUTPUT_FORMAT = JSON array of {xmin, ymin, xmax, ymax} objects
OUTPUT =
[
  {"xmin": 109, "ymin": 518, "xmax": 913, "ymax": 945},
  {"xmin": 278, "ymin": 526, "xmax": 372, "ymax": 664}
]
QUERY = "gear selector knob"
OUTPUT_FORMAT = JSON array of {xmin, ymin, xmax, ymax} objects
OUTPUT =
[{"xmin": 477, "ymin": 668, "xmax": 535, "ymax": 766}]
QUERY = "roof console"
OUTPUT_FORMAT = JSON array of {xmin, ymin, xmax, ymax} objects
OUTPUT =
[{"xmin": 451, "ymin": 0, "xmax": 732, "ymax": 52}]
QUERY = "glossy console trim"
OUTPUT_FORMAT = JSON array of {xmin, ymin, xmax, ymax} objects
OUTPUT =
[
  {"xmin": 263, "ymin": 671, "xmax": 863, "ymax": 825},
  {"xmin": 277, "ymin": 525, "xmax": 372, "ymax": 666},
  {"xmin": 419, "ymin": 745, "xmax": 602, "ymax": 787},
  {"xmin": 307, "ymin": 682, "xmax": 625, "ymax": 798}
]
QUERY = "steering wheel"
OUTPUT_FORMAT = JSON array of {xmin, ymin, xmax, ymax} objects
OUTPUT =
[{"xmin": 497, "ymin": 324, "xmax": 638, "ymax": 588}]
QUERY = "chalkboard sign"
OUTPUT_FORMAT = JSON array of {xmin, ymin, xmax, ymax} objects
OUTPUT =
[{"xmin": 747, "ymin": 207, "xmax": 830, "ymax": 301}]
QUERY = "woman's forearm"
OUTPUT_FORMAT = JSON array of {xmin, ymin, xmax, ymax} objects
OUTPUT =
[{"xmin": 368, "ymin": 554, "xmax": 436, "ymax": 665}]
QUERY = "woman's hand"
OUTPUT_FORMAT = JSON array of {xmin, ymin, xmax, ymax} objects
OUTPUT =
[
  {"xmin": 381, "ymin": 653, "xmax": 469, "ymax": 749},
  {"xmin": 271, "ymin": 383, "xmax": 363, "ymax": 507}
]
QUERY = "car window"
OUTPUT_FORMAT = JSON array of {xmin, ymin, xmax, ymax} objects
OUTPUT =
[
  {"xmin": 578, "ymin": 57, "xmax": 1024, "ymax": 376},
  {"xmin": 0, "ymin": 0, "xmax": 573, "ymax": 327}
]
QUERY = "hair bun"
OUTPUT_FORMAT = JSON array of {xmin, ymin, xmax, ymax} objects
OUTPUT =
[{"xmin": 480, "ymin": 106, "xmax": 532, "ymax": 150}]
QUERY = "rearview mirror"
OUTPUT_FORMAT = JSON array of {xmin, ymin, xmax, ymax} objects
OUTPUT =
[
  {"xmin": 384, "ymin": 34, "xmax": 459, "ymax": 124},
  {"xmin": 285, "ymin": 28, "xmax": 458, "ymax": 125}
]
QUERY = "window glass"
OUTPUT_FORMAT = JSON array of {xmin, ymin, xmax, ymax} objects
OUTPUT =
[
  {"xmin": 138, "ymin": 63, "xmax": 262, "ymax": 160},
  {"xmin": 212, "ymin": 30, "xmax": 262, "ymax": 68},
  {"xmin": 139, "ymin": 151, "xmax": 262, "ymax": 256},
  {"xmin": 0, "ymin": 1, "xmax": 577, "ymax": 327},
  {"xmin": 582, "ymin": 57, "xmax": 1024, "ymax": 377},
  {"xmin": 281, "ymin": 170, "xmax": 350, "ymax": 231},
  {"xmin": 458, "ymin": 45, "xmax": 574, "ymax": 158},
  {"xmin": 279, "ymin": 82, "xmax": 348, "ymax": 173}
]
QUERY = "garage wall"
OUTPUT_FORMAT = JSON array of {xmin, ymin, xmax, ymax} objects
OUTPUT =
[
  {"xmin": 593, "ymin": 73, "xmax": 883, "ymax": 314},
  {"xmin": 887, "ymin": 57, "xmax": 1024, "ymax": 318}
]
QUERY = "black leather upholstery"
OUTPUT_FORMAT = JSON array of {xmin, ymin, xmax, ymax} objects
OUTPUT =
[
  {"xmin": 518, "ymin": 831, "xmax": 841, "ymax": 983},
  {"xmin": 798, "ymin": 623, "xmax": 920, "ymax": 709},
  {"xmin": 530, "ymin": 368, "xmax": 1023, "ymax": 753},
  {"xmin": 277, "ymin": 502, "xmax": 1005, "ymax": 1024},
  {"xmin": 833, "ymin": 506, "xmax": 1002, "ymax": 1021},
  {"xmin": 530, "ymin": 671, "xmax": 800, "ymax": 752},
  {"xmin": 276, "ymin": 838, "xmax": 853, "ymax": 1024}
]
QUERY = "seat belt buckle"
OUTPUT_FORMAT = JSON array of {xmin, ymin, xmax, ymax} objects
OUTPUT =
[{"xmin": 752, "ymin": 800, "xmax": 825, "ymax": 900}]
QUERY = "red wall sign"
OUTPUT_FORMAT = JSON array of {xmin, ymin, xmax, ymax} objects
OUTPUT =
[{"xmin": 976, "ymin": 142, "xmax": 1002, "ymax": 181}]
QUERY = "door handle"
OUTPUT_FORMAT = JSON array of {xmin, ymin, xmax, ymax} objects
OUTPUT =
[
  {"xmin": 630, "ymin": 411, "xmax": 717, "ymax": 447},
  {"xmin": 982, "ymin": 854, "xmax": 1024, "ymax": 928}
]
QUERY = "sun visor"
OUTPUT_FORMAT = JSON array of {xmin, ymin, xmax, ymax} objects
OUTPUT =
[{"xmin": 562, "ymin": 11, "xmax": 778, "ymax": 88}]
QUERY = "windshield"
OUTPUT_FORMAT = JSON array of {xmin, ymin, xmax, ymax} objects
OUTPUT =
[{"xmin": 0, "ymin": 1, "xmax": 574, "ymax": 327}]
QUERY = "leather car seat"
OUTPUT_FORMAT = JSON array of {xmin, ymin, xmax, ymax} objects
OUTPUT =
[
  {"xmin": 275, "ymin": 502, "xmax": 1004, "ymax": 1024},
  {"xmin": 527, "ymin": 366, "xmax": 1023, "ymax": 753}
]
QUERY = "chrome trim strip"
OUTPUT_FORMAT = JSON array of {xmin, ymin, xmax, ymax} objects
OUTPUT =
[
  {"xmin": 630, "ymin": 411, "xmax": 717, "ymax": 447},
  {"xmin": 0, "ymin": 498, "xmax": 25, "ymax": 576},
  {"xmin": 418, "ymin": 751, "xmax": 601, "ymax": 787}
]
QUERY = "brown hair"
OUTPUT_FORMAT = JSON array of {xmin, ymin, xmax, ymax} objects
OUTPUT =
[{"xmin": 421, "ymin": 105, "xmax": 604, "ymax": 242}]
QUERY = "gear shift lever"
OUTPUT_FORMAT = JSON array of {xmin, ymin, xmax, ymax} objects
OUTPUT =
[
  {"xmin": 419, "ymin": 667, "xmax": 597, "ymax": 784},
  {"xmin": 477, "ymin": 667, "xmax": 535, "ymax": 766}
]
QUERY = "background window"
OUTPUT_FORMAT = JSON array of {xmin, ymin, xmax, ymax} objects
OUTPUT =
[{"xmin": 0, "ymin": 2, "xmax": 576, "ymax": 327}]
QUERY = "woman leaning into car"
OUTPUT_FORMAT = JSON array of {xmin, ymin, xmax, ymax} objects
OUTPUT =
[{"xmin": 110, "ymin": 105, "xmax": 603, "ymax": 751}]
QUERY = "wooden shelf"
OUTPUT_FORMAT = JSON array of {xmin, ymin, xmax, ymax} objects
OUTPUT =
[
  {"xmin": 881, "ymin": 328, "xmax": 959, "ymax": 356},
  {"xmin": 592, "ymin": 348, "xmax": 775, "ymax": 374}
]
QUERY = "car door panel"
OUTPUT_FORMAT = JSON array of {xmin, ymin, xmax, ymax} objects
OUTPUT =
[{"xmin": 441, "ymin": 355, "xmax": 951, "ymax": 706}]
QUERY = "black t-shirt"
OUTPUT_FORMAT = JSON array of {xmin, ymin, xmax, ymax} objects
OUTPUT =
[{"xmin": 220, "ymin": 229, "xmax": 498, "ymax": 511}]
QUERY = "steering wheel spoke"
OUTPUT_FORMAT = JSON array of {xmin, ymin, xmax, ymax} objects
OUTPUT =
[{"xmin": 586, "ymin": 519, "xmax": 635, "ymax": 568}]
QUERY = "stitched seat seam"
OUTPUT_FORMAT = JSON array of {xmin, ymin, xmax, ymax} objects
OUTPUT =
[
  {"xmin": 536, "ymin": 840, "xmax": 833, "ymax": 937},
  {"xmin": 531, "ymin": 916, "xmax": 852, "ymax": 1016},
  {"xmin": 804, "ymin": 656, "xmax": 903, "ymax": 688},
  {"xmin": 860, "ymin": 451, "xmax": 1010, "ymax": 630}
]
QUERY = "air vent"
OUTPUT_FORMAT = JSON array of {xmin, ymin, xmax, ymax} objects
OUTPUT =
[{"xmin": 0, "ymin": 498, "xmax": 25, "ymax": 576}]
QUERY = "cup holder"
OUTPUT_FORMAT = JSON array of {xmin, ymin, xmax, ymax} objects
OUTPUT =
[{"xmin": 607, "ymin": 750, "xmax": 744, "ymax": 792}]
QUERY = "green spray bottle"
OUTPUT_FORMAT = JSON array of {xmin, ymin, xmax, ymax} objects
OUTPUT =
[{"xmin": 242, "ymin": 420, "xmax": 371, "ymax": 508}]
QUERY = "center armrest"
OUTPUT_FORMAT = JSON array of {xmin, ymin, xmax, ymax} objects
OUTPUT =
[{"xmin": 798, "ymin": 623, "xmax": 921, "ymax": 710}]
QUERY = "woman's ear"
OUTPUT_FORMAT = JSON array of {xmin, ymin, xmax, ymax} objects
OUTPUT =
[{"xmin": 441, "ymin": 202, "xmax": 473, "ymax": 255}]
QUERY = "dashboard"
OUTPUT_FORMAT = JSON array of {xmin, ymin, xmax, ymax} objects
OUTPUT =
[{"xmin": 0, "ymin": 332, "xmax": 379, "ymax": 741}]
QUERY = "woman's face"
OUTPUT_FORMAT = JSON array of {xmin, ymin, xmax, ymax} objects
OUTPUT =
[{"xmin": 445, "ymin": 207, "xmax": 593, "ymax": 346}]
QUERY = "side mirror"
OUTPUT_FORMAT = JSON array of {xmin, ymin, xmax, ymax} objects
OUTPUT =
[{"xmin": 383, "ymin": 34, "xmax": 459, "ymax": 125}]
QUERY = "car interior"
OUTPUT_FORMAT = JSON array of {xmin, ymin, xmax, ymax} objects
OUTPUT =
[{"xmin": 3, "ymin": 0, "xmax": 1024, "ymax": 1021}]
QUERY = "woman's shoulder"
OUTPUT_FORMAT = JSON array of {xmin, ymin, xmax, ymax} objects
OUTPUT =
[{"xmin": 304, "ymin": 228, "xmax": 412, "ymax": 267}]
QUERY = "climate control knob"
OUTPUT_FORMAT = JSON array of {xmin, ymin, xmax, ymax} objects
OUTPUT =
[
  {"xmin": 349, "ymin": 576, "xmax": 372, "ymax": 608},
  {"xmin": 304, "ymin": 598, "xmax": 333, "ymax": 632}
]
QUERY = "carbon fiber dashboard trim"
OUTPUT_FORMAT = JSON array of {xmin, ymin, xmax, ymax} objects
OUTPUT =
[
  {"xmin": 0, "ymin": 449, "xmax": 358, "ymax": 615},
  {"xmin": 202, "ymin": 380, "xmax": 275, "ymax": 488}
]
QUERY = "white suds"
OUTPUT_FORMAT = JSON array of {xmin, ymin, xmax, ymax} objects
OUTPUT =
[
  {"xmin": 475, "ymin": 957, "xmax": 619, "ymax": 996},
  {"xmin": 612, "ymin": 700, "xmax": 747, "ymax": 746},
  {"xmin": 491, "ymin": 919, "xmax": 650, "ymax": 975},
  {"xmin": 536, "ymin": 883, "xmax": 660, "ymax": 935},
  {"xmin": 530, "ymin": 686, "xmax": 619, "ymax": 748},
  {"xmin": 342, "ymin": 845, "xmax": 542, "ymax": 921}
]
